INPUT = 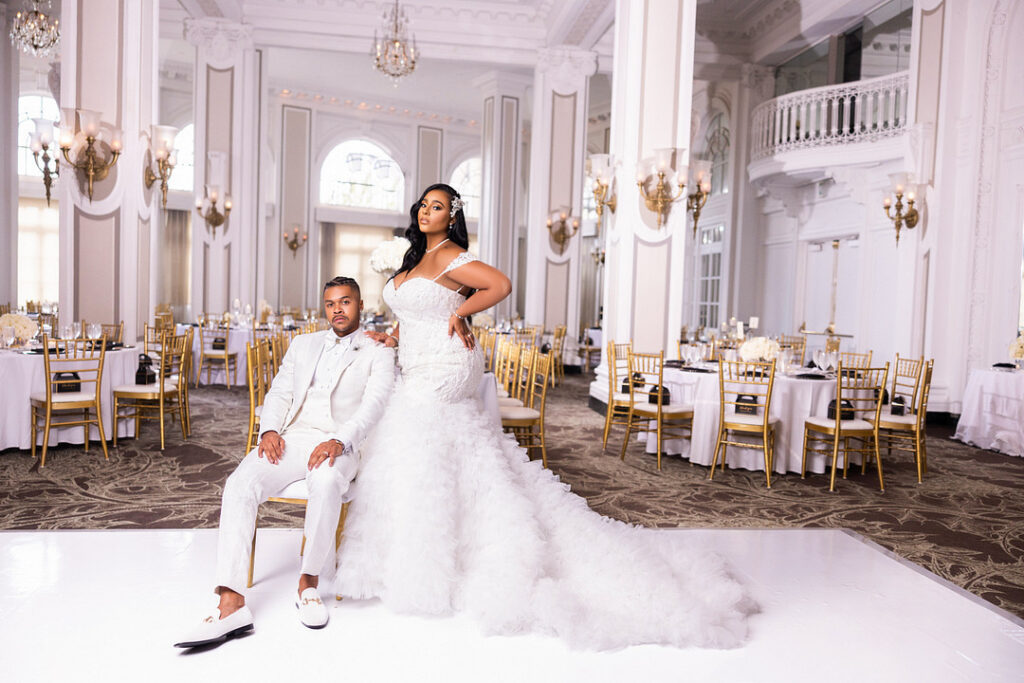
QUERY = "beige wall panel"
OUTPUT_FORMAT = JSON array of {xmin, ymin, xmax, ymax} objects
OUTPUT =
[
  {"xmin": 136, "ymin": 218, "xmax": 150, "ymax": 333},
  {"xmin": 544, "ymin": 260, "xmax": 570, "ymax": 331},
  {"xmin": 77, "ymin": 0, "xmax": 122, "ymax": 125},
  {"xmin": 547, "ymin": 93, "xmax": 577, "ymax": 212},
  {"xmin": 279, "ymin": 106, "xmax": 311, "ymax": 308},
  {"xmin": 916, "ymin": 5, "xmax": 944, "ymax": 180},
  {"xmin": 631, "ymin": 237, "xmax": 670, "ymax": 351},
  {"xmin": 417, "ymin": 127, "xmax": 443, "ymax": 189},
  {"xmin": 202, "ymin": 244, "xmax": 209, "ymax": 315},
  {"xmin": 639, "ymin": 0, "xmax": 682, "ymax": 155},
  {"xmin": 74, "ymin": 211, "xmax": 118, "ymax": 323},
  {"xmin": 498, "ymin": 97, "xmax": 518, "ymax": 270},
  {"xmin": 205, "ymin": 67, "xmax": 234, "ymax": 188}
]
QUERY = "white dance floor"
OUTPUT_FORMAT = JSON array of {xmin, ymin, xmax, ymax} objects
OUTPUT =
[{"xmin": 1, "ymin": 528, "xmax": 1022, "ymax": 682}]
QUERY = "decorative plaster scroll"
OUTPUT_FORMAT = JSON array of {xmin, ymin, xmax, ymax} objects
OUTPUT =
[
  {"xmin": 184, "ymin": 18, "xmax": 253, "ymax": 64},
  {"xmin": 740, "ymin": 63, "xmax": 774, "ymax": 101},
  {"xmin": 537, "ymin": 46, "xmax": 597, "ymax": 95}
]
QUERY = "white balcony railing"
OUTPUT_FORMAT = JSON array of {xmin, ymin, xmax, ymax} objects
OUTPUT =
[{"xmin": 750, "ymin": 71, "xmax": 910, "ymax": 161}]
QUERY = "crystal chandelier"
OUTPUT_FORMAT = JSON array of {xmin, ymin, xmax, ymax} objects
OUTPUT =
[
  {"xmin": 371, "ymin": 0, "xmax": 419, "ymax": 85},
  {"xmin": 9, "ymin": 0, "xmax": 60, "ymax": 58}
]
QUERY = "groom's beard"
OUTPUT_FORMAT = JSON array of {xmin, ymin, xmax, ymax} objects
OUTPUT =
[{"xmin": 331, "ymin": 315, "xmax": 359, "ymax": 337}]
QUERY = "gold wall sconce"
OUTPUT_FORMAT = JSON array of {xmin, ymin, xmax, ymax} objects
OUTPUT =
[
  {"xmin": 29, "ymin": 118, "xmax": 59, "ymax": 206},
  {"xmin": 143, "ymin": 125, "xmax": 178, "ymax": 208},
  {"xmin": 686, "ymin": 159, "xmax": 712, "ymax": 237},
  {"xmin": 57, "ymin": 109, "xmax": 122, "ymax": 201},
  {"xmin": 883, "ymin": 173, "xmax": 919, "ymax": 244},
  {"xmin": 195, "ymin": 186, "xmax": 232, "ymax": 238},
  {"xmin": 283, "ymin": 225, "xmax": 309, "ymax": 255},
  {"xmin": 586, "ymin": 154, "xmax": 617, "ymax": 219},
  {"xmin": 636, "ymin": 148, "xmax": 685, "ymax": 229},
  {"xmin": 546, "ymin": 209, "xmax": 580, "ymax": 255},
  {"xmin": 590, "ymin": 245, "xmax": 605, "ymax": 265}
]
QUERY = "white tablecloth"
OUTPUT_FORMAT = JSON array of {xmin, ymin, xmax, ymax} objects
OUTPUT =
[
  {"xmin": 954, "ymin": 368, "xmax": 1024, "ymax": 457},
  {"xmin": 477, "ymin": 372, "xmax": 501, "ymax": 428},
  {"xmin": 178, "ymin": 324, "xmax": 253, "ymax": 387},
  {"xmin": 640, "ymin": 367, "xmax": 858, "ymax": 474},
  {"xmin": 0, "ymin": 347, "xmax": 138, "ymax": 451}
]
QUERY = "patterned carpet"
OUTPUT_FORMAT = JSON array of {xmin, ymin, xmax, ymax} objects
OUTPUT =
[{"xmin": 1, "ymin": 372, "xmax": 1022, "ymax": 618}]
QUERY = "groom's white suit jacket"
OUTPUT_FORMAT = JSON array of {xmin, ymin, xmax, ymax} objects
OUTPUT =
[{"xmin": 257, "ymin": 328, "xmax": 395, "ymax": 460}]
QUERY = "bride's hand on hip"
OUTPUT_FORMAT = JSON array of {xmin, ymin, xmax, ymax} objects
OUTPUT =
[{"xmin": 449, "ymin": 314, "xmax": 475, "ymax": 350}]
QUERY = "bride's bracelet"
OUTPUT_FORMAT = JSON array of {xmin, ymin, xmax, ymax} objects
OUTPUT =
[
  {"xmin": 453, "ymin": 312, "xmax": 466, "ymax": 321},
  {"xmin": 386, "ymin": 334, "xmax": 399, "ymax": 347}
]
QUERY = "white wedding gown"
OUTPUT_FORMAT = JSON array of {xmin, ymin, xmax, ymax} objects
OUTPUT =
[{"xmin": 335, "ymin": 253, "xmax": 754, "ymax": 650}]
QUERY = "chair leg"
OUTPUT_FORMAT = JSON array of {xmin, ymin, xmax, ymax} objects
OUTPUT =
[
  {"xmin": 874, "ymin": 434, "xmax": 885, "ymax": 492},
  {"xmin": 83, "ymin": 409, "xmax": 90, "ymax": 452},
  {"xmin": 656, "ymin": 419, "xmax": 663, "ymax": 471},
  {"xmin": 195, "ymin": 355, "xmax": 203, "ymax": 388},
  {"xmin": 828, "ymin": 434, "xmax": 840, "ymax": 492},
  {"xmin": 619, "ymin": 410, "xmax": 633, "ymax": 461},
  {"xmin": 178, "ymin": 396, "xmax": 188, "ymax": 440},
  {"xmin": 247, "ymin": 519, "xmax": 257, "ymax": 588},
  {"xmin": 763, "ymin": 431, "xmax": 772, "ymax": 488},
  {"xmin": 40, "ymin": 409, "xmax": 52, "ymax": 468},
  {"xmin": 602, "ymin": 402, "xmax": 614, "ymax": 449},
  {"xmin": 709, "ymin": 430, "xmax": 724, "ymax": 480},
  {"xmin": 158, "ymin": 399, "xmax": 165, "ymax": 450},
  {"xmin": 95, "ymin": 401, "xmax": 109, "ymax": 460},
  {"xmin": 112, "ymin": 397, "xmax": 119, "ymax": 447},
  {"xmin": 800, "ymin": 427, "xmax": 809, "ymax": 478},
  {"xmin": 920, "ymin": 433, "xmax": 928, "ymax": 475},
  {"xmin": 539, "ymin": 423, "xmax": 547, "ymax": 469},
  {"xmin": 30, "ymin": 405, "xmax": 37, "ymax": 459}
]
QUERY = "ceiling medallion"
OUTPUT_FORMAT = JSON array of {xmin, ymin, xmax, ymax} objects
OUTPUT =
[
  {"xmin": 9, "ymin": 0, "xmax": 60, "ymax": 58},
  {"xmin": 371, "ymin": 0, "xmax": 419, "ymax": 86}
]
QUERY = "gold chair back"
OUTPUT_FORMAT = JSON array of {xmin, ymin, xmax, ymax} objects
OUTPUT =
[
  {"xmin": 99, "ymin": 321, "xmax": 124, "ymax": 344},
  {"xmin": 825, "ymin": 336, "xmax": 841, "ymax": 352},
  {"xmin": 839, "ymin": 351, "xmax": 872, "ymax": 369},
  {"xmin": 712, "ymin": 358, "xmax": 778, "ymax": 486},
  {"xmin": 779, "ymin": 334, "xmax": 806, "ymax": 365},
  {"xmin": 891, "ymin": 354, "xmax": 924, "ymax": 408}
]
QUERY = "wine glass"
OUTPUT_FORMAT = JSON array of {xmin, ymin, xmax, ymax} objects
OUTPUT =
[
  {"xmin": 71, "ymin": 321, "xmax": 82, "ymax": 339},
  {"xmin": 1, "ymin": 326, "xmax": 14, "ymax": 349},
  {"xmin": 777, "ymin": 350, "xmax": 789, "ymax": 375},
  {"xmin": 87, "ymin": 323, "xmax": 102, "ymax": 340},
  {"xmin": 813, "ymin": 349, "xmax": 825, "ymax": 371}
]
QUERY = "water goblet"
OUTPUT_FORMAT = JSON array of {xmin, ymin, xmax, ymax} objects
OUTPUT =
[
  {"xmin": 87, "ymin": 323, "xmax": 102, "ymax": 340},
  {"xmin": 1, "ymin": 326, "xmax": 14, "ymax": 349},
  {"xmin": 813, "ymin": 349, "xmax": 825, "ymax": 371},
  {"xmin": 71, "ymin": 321, "xmax": 82, "ymax": 339}
]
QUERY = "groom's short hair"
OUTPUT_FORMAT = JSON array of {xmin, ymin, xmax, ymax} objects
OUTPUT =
[{"xmin": 323, "ymin": 276, "xmax": 361, "ymax": 298}]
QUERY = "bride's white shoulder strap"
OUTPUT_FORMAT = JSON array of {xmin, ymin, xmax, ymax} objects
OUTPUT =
[{"xmin": 432, "ymin": 251, "xmax": 477, "ymax": 281}]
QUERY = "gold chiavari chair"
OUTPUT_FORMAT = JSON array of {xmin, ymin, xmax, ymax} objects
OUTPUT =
[
  {"xmin": 801, "ymin": 362, "xmax": 889, "ymax": 492},
  {"xmin": 710, "ymin": 359, "xmax": 778, "ymax": 487},
  {"xmin": 248, "ymin": 484, "xmax": 350, "ymax": 589},
  {"xmin": 144, "ymin": 323, "xmax": 167, "ymax": 356},
  {"xmin": 513, "ymin": 328, "xmax": 537, "ymax": 347},
  {"xmin": 550, "ymin": 325, "xmax": 567, "ymax": 385},
  {"xmin": 825, "ymin": 336, "xmax": 841, "ymax": 353},
  {"xmin": 244, "ymin": 342, "xmax": 262, "ymax": 452},
  {"xmin": 839, "ymin": 351, "xmax": 872, "ymax": 369},
  {"xmin": 885, "ymin": 354, "xmax": 924, "ymax": 416},
  {"xmin": 38, "ymin": 313, "xmax": 57, "ymax": 335},
  {"xmin": 498, "ymin": 344, "xmax": 534, "ymax": 409},
  {"xmin": 602, "ymin": 341, "xmax": 633, "ymax": 449},
  {"xmin": 270, "ymin": 333, "xmax": 287, "ymax": 375},
  {"xmin": 779, "ymin": 334, "xmax": 806, "ymax": 365},
  {"xmin": 501, "ymin": 350, "xmax": 552, "ymax": 467},
  {"xmin": 26, "ymin": 300, "xmax": 40, "ymax": 313},
  {"xmin": 619, "ymin": 351, "xmax": 693, "ymax": 471},
  {"xmin": 870, "ymin": 359, "xmax": 933, "ymax": 483},
  {"xmin": 496, "ymin": 340, "xmax": 520, "ymax": 400},
  {"xmin": 0, "ymin": 303, "xmax": 10, "ymax": 315},
  {"xmin": 195, "ymin": 322, "xmax": 239, "ymax": 387},
  {"xmin": 479, "ymin": 329, "xmax": 497, "ymax": 372},
  {"xmin": 30, "ymin": 336, "xmax": 109, "ymax": 467},
  {"xmin": 712, "ymin": 337, "xmax": 739, "ymax": 361},
  {"xmin": 113, "ymin": 332, "xmax": 190, "ymax": 450}
]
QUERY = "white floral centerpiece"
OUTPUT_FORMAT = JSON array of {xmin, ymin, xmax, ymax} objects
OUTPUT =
[
  {"xmin": 739, "ymin": 336, "xmax": 781, "ymax": 362},
  {"xmin": 1010, "ymin": 335, "xmax": 1024, "ymax": 360},
  {"xmin": 0, "ymin": 312, "xmax": 39, "ymax": 344},
  {"xmin": 370, "ymin": 236, "xmax": 412, "ymax": 275}
]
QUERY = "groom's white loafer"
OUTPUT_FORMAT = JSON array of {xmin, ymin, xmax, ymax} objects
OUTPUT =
[
  {"xmin": 296, "ymin": 587, "xmax": 329, "ymax": 629},
  {"xmin": 174, "ymin": 606, "xmax": 254, "ymax": 648}
]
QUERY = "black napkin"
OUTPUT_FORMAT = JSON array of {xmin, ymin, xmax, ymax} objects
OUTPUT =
[
  {"xmin": 795, "ymin": 373, "xmax": 828, "ymax": 380},
  {"xmin": 992, "ymin": 362, "xmax": 1016, "ymax": 369}
]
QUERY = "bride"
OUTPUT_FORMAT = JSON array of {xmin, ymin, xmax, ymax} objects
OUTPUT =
[{"xmin": 338, "ymin": 183, "xmax": 754, "ymax": 650}]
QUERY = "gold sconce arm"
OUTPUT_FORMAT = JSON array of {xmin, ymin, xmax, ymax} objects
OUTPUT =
[
  {"xmin": 546, "ymin": 212, "xmax": 580, "ymax": 255},
  {"xmin": 196, "ymin": 194, "xmax": 232, "ymax": 238},
  {"xmin": 283, "ymin": 226, "xmax": 309, "ymax": 255},
  {"xmin": 144, "ymin": 156, "xmax": 176, "ymax": 208},
  {"xmin": 592, "ymin": 177, "xmax": 617, "ymax": 219},
  {"xmin": 686, "ymin": 185, "xmax": 710, "ymax": 237},
  {"xmin": 59, "ymin": 135, "xmax": 121, "ymax": 201},
  {"xmin": 32, "ymin": 145, "xmax": 59, "ymax": 207},
  {"xmin": 637, "ymin": 171, "xmax": 685, "ymax": 228},
  {"xmin": 883, "ymin": 191, "xmax": 919, "ymax": 244}
]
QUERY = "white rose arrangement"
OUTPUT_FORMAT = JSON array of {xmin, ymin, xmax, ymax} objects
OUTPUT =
[
  {"xmin": 0, "ymin": 313, "xmax": 39, "ymax": 344},
  {"xmin": 370, "ymin": 237, "xmax": 412, "ymax": 274},
  {"xmin": 739, "ymin": 336, "xmax": 781, "ymax": 362},
  {"xmin": 1010, "ymin": 335, "xmax": 1024, "ymax": 360}
]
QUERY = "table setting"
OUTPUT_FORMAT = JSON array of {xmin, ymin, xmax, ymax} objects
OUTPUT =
[{"xmin": 954, "ymin": 336, "xmax": 1024, "ymax": 457}]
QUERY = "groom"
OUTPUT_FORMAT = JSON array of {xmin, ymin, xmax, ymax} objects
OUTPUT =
[{"xmin": 175, "ymin": 276, "xmax": 395, "ymax": 648}]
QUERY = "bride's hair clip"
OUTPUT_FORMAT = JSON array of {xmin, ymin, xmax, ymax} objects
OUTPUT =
[{"xmin": 450, "ymin": 196, "xmax": 465, "ymax": 218}]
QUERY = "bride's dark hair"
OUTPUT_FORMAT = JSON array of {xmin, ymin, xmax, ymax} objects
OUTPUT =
[{"xmin": 392, "ymin": 183, "xmax": 470, "ymax": 279}]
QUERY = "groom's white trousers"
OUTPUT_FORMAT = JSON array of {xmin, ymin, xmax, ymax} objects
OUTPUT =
[{"xmin": 215, "ymin": 428, "xmax": 358, "ymax": 595}]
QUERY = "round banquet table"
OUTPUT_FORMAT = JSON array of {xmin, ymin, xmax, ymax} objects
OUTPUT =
[
  {"xmin": 0, "ymin": 346, "xmax": 138, "ymax": 452},
  {"xmin": 640, "ymin": 366, "xmax": 864, "ymax": 475},
  {"xmin": 954, "ymin": 368, "xmax": 1024, "ymax": 457},
  {"xmin": 178, "ymin": 324, "xmax": 253, "ymax": 387}
]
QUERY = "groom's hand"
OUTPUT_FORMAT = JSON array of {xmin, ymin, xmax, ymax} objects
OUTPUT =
[
  {"xmin": 258, "ymin": 431, "xmax": 285, "ymax": 464},
  {"xmin": 308, "ymin": 439, "xmax": 346, "ymax": 470}
]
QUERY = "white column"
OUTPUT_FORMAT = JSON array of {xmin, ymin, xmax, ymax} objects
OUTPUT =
[
  {"xmin": 57, "ymin": 0, "xmax": 160, "ymax": 342},
  {"xmin": 524, "ymin": 47, "xmax": 597, "ymax": 337},
  {"xmin": 0, "ymin": 3, "xmax": 18, "ymax": 305},
  {"xmin": 591, "ymin": 0, "xmax": 698, "ymax": 401},
  {"xmin": 475, "ymin": 72, "xmax": 531, "ymax": 321},
  {"xmin": 185, "ymin": 18, "xmax": 260, "ymax": 317}
]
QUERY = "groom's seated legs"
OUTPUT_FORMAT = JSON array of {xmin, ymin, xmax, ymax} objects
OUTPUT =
[{"xmin": 298, "ymin": 451, "xmax": 358, "ymax": 580}]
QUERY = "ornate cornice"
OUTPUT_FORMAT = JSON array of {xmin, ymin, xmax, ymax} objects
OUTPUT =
[
  {"xmin": 183, "ymin": 18, "xmax": 253, "ymax": 63},
  {"xmin": 537, "ymin": 46, "xmax": 597, "ymax": 94},
  {"xmin": 740, "ymin": 63, "xmax": 774, "ymax": 100}
]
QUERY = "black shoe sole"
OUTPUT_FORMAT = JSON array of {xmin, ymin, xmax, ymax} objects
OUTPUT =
[{"xmin": 174, "ymin": 623, "xmax": 254, "ymax": 648}]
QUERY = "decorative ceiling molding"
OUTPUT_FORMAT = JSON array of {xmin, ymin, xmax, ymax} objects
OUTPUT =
[
  {"xmin": 184, "ymin": 17, "xmax": 254, "ymax": 63},
  {"xmin": 537, "ymin": 46, "xmax": 598, "ymax": 94},
  {"xmin": 270, "ymin": 86, "xmax": 480, "ymax": 130}
]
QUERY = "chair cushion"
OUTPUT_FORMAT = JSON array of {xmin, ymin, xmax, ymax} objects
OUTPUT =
[
  {"xmin": 30, "ymin": 391, "xmax": 95, "ymax": 403},
  {"xmin": 500, "ymin": 406, "xmax": 541, "ymax": 421},
  {"xmin": 805, "ymin": 415, "xmax": 873, "ymax": 431},
  {"xmin": 631, "ymin": 402, "xmax": 694, "ymax": 417},
  {"xmin": 723, "ymin": 412, "xmax": 779, "ymax": 427},
  {"xmin": 498, "ymin": 397, "xmax": 524, "ymax": 407},
  {"xmin": 113, "ymin": 382, "xmax": 177, "ymax": 394},
  {"xmin": 870, "ymin": 413, "xmax": 917, "ymax": 427},
  {"xmin": 610, "ymin": 392, "xmax": 632, "ymax": 404},
  {"xmin": 496, "ymin": 388, "xmax": 509, "ymax": 398}
]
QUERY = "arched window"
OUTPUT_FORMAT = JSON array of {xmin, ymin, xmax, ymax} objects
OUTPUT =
[
  {"xmin": 704, "ymin": 112, "xmax": 730, "ymax": 196},
  {"xmin": 167, "ymin": 123, "xmax": 194, "ymax": 192},
  {"xmin": 17, "ymin": 94, "xmax": 60, "ymax": 178},
  {"xmin": 448, "ymin": 156, "xmax": 481, "ymax": 219},
  {"xmin": 320, "ymin": 139, "xmax": 405, "ymax": 212}
]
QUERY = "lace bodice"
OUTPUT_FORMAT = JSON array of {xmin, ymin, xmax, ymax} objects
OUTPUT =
[{"xmin": 384, "ymin": 252, "xmax": 484, "ymax": 401}]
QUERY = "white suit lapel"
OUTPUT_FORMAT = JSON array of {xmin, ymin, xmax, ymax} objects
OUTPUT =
[{"xmin": 328, "ymin": 327, "xmax": 365, "ymax": 392}]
